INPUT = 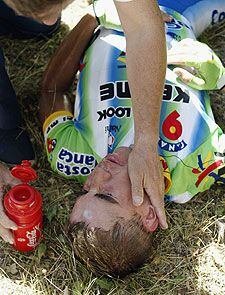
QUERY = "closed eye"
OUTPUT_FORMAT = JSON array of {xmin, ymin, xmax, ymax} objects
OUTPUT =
[{"xmin": 94, "ymin": 193, "xmax": 118, "ymax": 204}]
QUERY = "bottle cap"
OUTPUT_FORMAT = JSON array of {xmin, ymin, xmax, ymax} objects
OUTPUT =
[{"xmin": 11, "ymin": 160, "xmax": 37, "ymax": 183}]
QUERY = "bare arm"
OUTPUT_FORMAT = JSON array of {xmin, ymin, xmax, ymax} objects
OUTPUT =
[
  {"xmin": 39, "ymin": 13, "xmax": 98, "ymax": 123},
  {"xmin": 114, "ymin": 0, "xmax": 167, "ymax": 228}
]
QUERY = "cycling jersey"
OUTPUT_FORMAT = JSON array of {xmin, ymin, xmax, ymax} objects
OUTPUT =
[{"xmin": 44, "ymin": 0, "xmax": 225, "ymax": 203}]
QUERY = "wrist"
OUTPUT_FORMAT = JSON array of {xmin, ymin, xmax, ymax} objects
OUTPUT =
[{"xmin": 134, "ymin": 132, "xmax": 159, "ymax": 147}]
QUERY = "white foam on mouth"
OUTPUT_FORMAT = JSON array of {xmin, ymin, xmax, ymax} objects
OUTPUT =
[{"xmin": 83, "ymin": 210, "xmax": 93, "ymax": 220}]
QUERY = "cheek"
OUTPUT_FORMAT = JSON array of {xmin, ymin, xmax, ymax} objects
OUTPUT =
[{"xmin": 120, "ymin": 171, "xmax": 131, "ymax": 188}]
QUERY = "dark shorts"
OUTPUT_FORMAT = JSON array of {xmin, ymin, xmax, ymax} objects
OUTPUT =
[
  {"xmin": 0, "ymin": 0, "xmax": 60, "ymax": 163},
  {"xmin": 0, "ymin": 0, "xmax": 60, "ymax": 38}
]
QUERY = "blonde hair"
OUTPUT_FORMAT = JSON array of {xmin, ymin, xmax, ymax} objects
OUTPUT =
[{"xmin": 68, "ymin": 215, "xmax": 153, "ymax": 277}]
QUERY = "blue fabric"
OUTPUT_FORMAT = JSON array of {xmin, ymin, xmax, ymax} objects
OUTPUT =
[
  {"xmin": 158, "ymin": 0, "xmax": 202, "ymax": 14},
  {"xmin": 0, "ymin": 0, "xmax": 60, "ymax": 163},
  {"xmin": 0, "ymin": 0, "xmax": 60, "ymax": 38},
  {"xmin": 0, "ymin": 49, "xmax": 35, "ymax": 163},
  {"xmin": 0, "ymin": 49, "xmax": 21, "ymax": 130}
]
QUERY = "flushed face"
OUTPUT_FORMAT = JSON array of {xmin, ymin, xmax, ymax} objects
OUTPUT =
[{"xmin": 70, "ymin": 147, "xmax": 159, "ymax": 232}]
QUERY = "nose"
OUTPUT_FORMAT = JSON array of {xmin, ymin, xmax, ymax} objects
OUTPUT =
[{"xmin": 83, "ymin": 166, "xmax": 111, "ymax": 192}]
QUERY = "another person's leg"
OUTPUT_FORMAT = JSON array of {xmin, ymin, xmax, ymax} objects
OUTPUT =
[
  {"xmin": 0, "ymin": 49, "xmax": 34, "ymax": 164},
  {"xmin": 0, "ymin": 0, "xmax": 60, "ymax": 164}
]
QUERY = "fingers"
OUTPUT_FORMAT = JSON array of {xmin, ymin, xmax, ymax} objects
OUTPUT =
[
  {"xmin": 167, "ymin": 52, "xmax": 194, "ymax": 65},
  {"xmin": 143, "ymin": 164, "xmax": 168, "ymax": 230},
  {"xmin": 83, "ymin": 173, "xmax": 94, "ymax": 191},
  {"xmin": 0, "ymin": 203, "xmax": 17, "ymax": 245},
  {"xmin": 167, "ymin": 39, "xmax": 212, "ymax": 66},
  {"xmin": 84, "ymin": 168, "xmax": 102, "ymax": 193},
  {"xmin": 173, "ymin": 67, "xmax": 205, "ymax": 88},
  {"xmin": 1, "ymin": 169, "xmax": 21, "ymax": 187},
  {"xmin": 0, "ymin": 209, "xmax": 18, "ymax": 230},
  {"xmin": 0, "ymin": 224, "xmax": 14, "ymax": 244},
  {"xmin": 188, "ymin": 75, "xmax": 206, "ymax": 90},
  {"xmin": 0, "ymin": 163, "xmax": 17, "ymax": 245},
  {"xmin": 130, "ymin": 172, "xmax": 144, "ymax": 206},
  {"xmin": 173, "ymin": 67, "xmax": 196, "ymax": 84},
  {"xmin": 145, "ymin": 184, "xmax": 168, "ymax": 230},
  {"xmin": 161, "ymin": 11, "xmax": 173, "ymax": 23}
]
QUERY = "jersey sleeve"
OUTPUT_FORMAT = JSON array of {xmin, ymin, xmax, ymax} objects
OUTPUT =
[
  {"xmin": 43, "ymin": 111, "xmax": 98, "ymax": 184},
  {"xmin": 93, "ymin": 0, "xmax": 123, "ymax": 31}
]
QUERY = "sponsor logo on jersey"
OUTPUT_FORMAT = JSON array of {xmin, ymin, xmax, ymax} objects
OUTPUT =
[
  {"xmin": 166, "ymin": 18, "xmax": 191, "ymax": 31},
  {"xmin": 117, "ymin": 51, "xmax": 126, "ymax": 66},
  {"xmin": 159, "ymin": 110, "xmax": 187, "ymax": 152},
  {"xmin": 167, "ymin": 32, "xmax": 181, "ymax": 42},
  {"xmin": 159, "ymin": 138, "xmax": 187, "ymax": 152},
  {"xmin": 212, "ymin": 10, "xmax": 225, "ymax": 25},
  {"xmin": 192, "ymin": 153, "xmax": 225, "ymax": 187},
  {"xmin": 46, "ymin": 116, "xmax": 73, "ymax": 135},
  {"xmin": 56, "ymin": 149, "xmax": 97, "ymax": 177},
  {"xmin": 100, "ymin": 81, "xmax": 131, "ymax": 101},
  {"xmin": 105, "ymin": 125, "xmax": 122, "ymax": 133},
  {"xmin": 47, "ymin": 138, "xmax": 57, "ymax": 153},
  {"xmin": 108, "ymin": 132, "xmax": 115, "ymax": 149},
  {"xmin": 163, "ymin": 84, "xmax": 190, "ymax": 104},
  {"xmin": 97, "ymin": 106, "xmax": 132, "ymax": 121}
]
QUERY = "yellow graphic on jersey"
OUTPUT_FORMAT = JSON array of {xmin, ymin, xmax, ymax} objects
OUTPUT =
[{"xmin": 117, "ymin": 51, "xmax": 126, "ymax": 64}]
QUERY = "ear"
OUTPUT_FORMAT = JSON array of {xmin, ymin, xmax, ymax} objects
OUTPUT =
[{"xmin": 142, "ymin": 206, "xmax": 159, "ymax": 233}]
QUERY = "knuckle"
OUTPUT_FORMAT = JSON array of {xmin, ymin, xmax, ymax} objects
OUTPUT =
[
  {"xmin": 0, "ymin": 216, "xmax": 11, "ymax": 228},
  {"xmin": 0, "ymin": 224, "xmax": 7, "ymax": 235}
]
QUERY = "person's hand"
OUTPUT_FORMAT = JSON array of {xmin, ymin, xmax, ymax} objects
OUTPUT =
[
  {"xmin": 0, "ymin": 163, "xmax": 19, "ymax": 244},
  {"xmin": 161, "ymin": 11, "xmax": 173, "ymax": 23},
  {"xmin": 128, "ymin": 143, "xmax": 168, "ymax": 230},
  {"xmin": 167, "ymin": 38, "xmax": 225, "ymax": 90}
]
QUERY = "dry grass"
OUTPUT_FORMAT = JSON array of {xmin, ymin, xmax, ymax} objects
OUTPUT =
[{"xmin": 1, "ymin": 5, "xmax": 225, "ymax": 295}]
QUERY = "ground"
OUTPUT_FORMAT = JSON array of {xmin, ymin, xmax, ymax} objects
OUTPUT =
[{"xmin": 1, "ymin": 2, "xmax": 225, "ymax": 295}]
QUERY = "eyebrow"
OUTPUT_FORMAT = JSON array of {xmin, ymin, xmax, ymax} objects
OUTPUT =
[{"xmin": 94, "ymin": 193, "xmax": 118, "ymax": 204}]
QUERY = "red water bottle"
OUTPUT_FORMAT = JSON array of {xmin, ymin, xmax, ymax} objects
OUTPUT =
[{"xmin": 4, "ymin": 160, "xmax": 42, "ymax": 252}]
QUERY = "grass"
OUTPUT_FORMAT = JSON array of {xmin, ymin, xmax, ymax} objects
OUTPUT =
[{"xmin": 1, "ymin": 8, "xmax": 225, "ymax": 295}]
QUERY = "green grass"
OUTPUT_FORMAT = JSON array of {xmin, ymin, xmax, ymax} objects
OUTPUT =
[{"xmin": 1, "ymin": 16, "xmax": 225, "ymax": 295}]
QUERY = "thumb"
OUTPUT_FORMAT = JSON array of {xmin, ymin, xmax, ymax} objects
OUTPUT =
[{"xmin": 0, "ymin": 210, "xmax": 18, "ymax": 230}]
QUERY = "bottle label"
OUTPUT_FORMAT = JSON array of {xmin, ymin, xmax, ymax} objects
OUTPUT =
[
  {"xmin": 26, "ymin": 223, "xmax": 41, "ymax": 247},
  {"xmin": 14, "ymin": 221, "xmax": 42, "ymax": 252}
]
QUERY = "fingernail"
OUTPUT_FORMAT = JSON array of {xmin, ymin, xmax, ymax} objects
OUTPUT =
[
  {"xmin": 5, "ymin": 237, "xmax": 14, "ymax": 244},
  {"xmin": 162, "ymin": 223, "xmax": 168, "ymax": 230},
  {"xmin": 133, "ymin": 196, "xmax": 142, "ymax": 206}
]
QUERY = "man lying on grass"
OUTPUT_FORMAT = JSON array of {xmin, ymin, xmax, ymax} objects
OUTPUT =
[
  {"xmin": 39, "ymin": 0, "xmax": 225, "ymax": 276},
  {"xmin": 0, "ymin": 0, "xmax": 168, "ymax": 246}
]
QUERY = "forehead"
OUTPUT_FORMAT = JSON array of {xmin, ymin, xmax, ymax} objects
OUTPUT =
[{"xmin": 70, "ymin": 193, "xmax": 135, "ymax": 230}]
